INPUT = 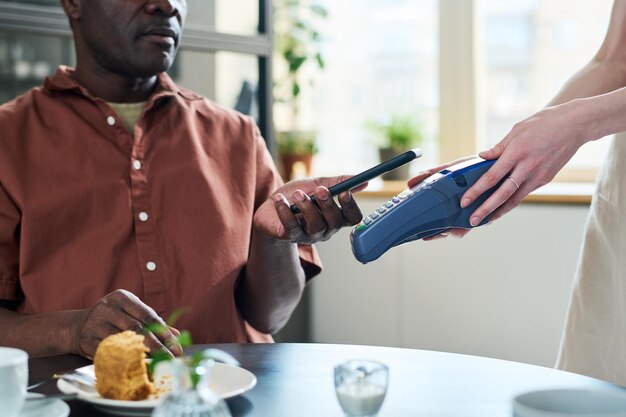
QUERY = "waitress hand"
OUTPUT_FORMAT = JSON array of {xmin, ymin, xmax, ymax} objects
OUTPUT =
[
  {"xmin": 253, "ymin": 176, "xmax": 366, "ymax": 245},
  {"xmin": 459, "ymin": 102, "xmax": 588, "ymax": 226}
]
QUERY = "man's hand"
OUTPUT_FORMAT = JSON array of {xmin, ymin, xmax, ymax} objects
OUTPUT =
[
  {"xmin": 253, "ymin": 176, "xmax": 365, "ymax": 245},
  {"xmin": 72, "ymin": 290, "xmax": 183, "ymax": 359}
]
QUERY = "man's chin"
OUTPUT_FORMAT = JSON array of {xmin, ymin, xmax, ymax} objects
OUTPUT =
[{"xmin": 126, "ymin": 57, "xmax": 175, "ymax": 78}]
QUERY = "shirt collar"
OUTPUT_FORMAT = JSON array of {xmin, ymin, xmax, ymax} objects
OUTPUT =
[{"xmin": 44, "ymin": 65, "xmax": 199, "ymax": 102}]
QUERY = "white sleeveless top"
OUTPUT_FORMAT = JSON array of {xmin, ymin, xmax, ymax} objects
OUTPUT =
[{"xmin": 557, "ymin": 133, "xmax": 626, "ymax": 386}]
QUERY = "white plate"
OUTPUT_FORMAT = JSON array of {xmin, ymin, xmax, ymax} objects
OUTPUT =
[
  {"xmin": 57, "ymin": 362, "xmax": 256, "ymax": 416},
  {"xmin": 20, "ymin": 396, "xmax": 70, "ymax": 417}
]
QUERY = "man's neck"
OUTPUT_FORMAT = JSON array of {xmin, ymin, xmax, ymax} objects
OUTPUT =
[{"xmin": 72, "ymin": 65, "xmax": 159, "ymax": 103}]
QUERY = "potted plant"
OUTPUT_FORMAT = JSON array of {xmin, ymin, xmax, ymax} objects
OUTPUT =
[
  {"xmin": 367, "ymin": 115, "xmax": 424, "ymax": 180},
  {"xmin": 273, "ymin": 0, "xmax": 327, "ymax": 180},
  {"xmin": 276, "ymin": 130, "xmax": 318, "ymax": 180}
]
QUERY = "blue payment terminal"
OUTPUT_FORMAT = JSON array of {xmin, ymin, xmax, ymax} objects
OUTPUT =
[{"xmin": 350, "ymin": 157, "xmax": 504, "ymax": 264}]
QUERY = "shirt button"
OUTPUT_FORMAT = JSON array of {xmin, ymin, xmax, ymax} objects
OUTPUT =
[
  {"xmin": 138, "ymin": 212, "xmax": 149, "ymax": 222},
  {"xmin": 106, "ymin": 116, "xmax": 116, "ymax": 126},
  {"xmin": 146, "ymin": 261, "xmax": 157, "ymax": 271},
  {"xmin": 132, "ymin": 160, "xmax": 142, "ymax": 170}
]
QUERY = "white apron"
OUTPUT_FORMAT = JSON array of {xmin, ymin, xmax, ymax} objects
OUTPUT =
[{"xmin": 557, "ymin": 133, "xmax": 626, "ymax": 386}]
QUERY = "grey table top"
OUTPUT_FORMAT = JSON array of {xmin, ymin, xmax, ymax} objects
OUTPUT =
[{"xmin": 29, "ymin": 342, "xmax": 624, "ymax": 417}]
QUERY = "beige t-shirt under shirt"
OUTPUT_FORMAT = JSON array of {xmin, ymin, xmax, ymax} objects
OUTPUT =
[{"xmin": 108, "ymin": 101, "xmax": 147, "ymax": 136}]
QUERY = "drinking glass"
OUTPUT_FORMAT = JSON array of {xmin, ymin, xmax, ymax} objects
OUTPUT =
[
  {"xmin": 151, "ymin": 358, "xmax": 231, "ymax": 417},
  {"xmin": 334, "ymin": 360, "xmax": 388, "ymax": 417}
]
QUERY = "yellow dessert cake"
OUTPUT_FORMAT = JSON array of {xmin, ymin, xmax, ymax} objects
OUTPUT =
[{"xmin": 94, "ymin": 330, "xmax": 155, "ymax": 400}]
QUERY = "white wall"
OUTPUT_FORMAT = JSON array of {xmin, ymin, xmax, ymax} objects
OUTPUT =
[{"xmin": 309, "ymin": 197, "xmax": 590, "ymax": 368}]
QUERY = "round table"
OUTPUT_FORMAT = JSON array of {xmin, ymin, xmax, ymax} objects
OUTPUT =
[{"xmin": 29, "ymin": 343, "xmax": 625, "ymax": 416}]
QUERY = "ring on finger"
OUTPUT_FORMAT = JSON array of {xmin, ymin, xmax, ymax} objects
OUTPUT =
[{"xmin": 507, "ymin": 176, "xmax": 520, "ymax": 190}]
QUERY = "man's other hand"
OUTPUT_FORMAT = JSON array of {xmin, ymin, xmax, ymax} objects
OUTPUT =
[{"xmin": 72, "ymin": 289, "xmax": 183, "ymax": 359}]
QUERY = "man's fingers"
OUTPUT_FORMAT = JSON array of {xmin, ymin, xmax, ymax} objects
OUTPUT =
[
  {"xmin": 292, "ymin": 190, "xmax": 327, "ymax": 235},
  {"xmin": 114, "ymin": 291, "xmax": 180, "ymax": 355},
  {"xmin": 313, "ymin": 186, "xmax": 345, "ymax": 233},
  {"xmin": 104, "ymin": 309, "xmax": 179, "ymax": 356},
  {"xmin": 338, "ymin": 191, "xmax": 363, "ymax": 225},
  {"xmin": 314, "ymin": 174, "xmax": 351, "ymax": 190},
  {"xmin": 273, "ymin": 193, "xmax": 303, "ymax": 239},
  {"xmin": 121, "ymin": 319, "xmax": 182, "ymax": 356},
  {"xmin": 140, "ymin": 328, "xmax": 172, "ymax": 357},
  {"xmin": 311, "ymin": 175, "xmax": 368, "ymax": 196},
  {"xmin": 79, "ymin": 290, "xmax": 183, "ymax": 359},
  {"xmin": 148, "ymin": 323, "xmax": 183, "ymax": 356},
  {"xmin": 350, "ymin": 182, "xmax": 368, "ymax": 194}
]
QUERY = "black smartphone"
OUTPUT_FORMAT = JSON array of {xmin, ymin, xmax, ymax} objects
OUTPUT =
[{"xmin": 290, "ymin": 148, "xmax": 422, "ymax": 213}]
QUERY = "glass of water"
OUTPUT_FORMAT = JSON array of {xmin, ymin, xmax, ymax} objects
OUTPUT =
[{"xmin": 334, "ymin": 360, "xmax": 389, "ymax": 417}]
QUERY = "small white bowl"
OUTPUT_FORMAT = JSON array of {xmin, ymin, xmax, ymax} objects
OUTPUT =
[{"xmin": 513, "ymin": 389, "xmax": 626, "ymax": 417}]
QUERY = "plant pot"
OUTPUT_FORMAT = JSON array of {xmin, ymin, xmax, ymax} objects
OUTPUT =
[
  {"xmin": 378, "ymin": 148, "xmax": 410, "ymax": 181},
  {"xmin": 279, "ymin": 153, "xmax": 313, "ymax": 181}
]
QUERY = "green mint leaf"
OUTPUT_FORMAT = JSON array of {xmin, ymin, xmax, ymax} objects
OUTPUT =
[
  {"xmin": 166, "ymin": 308, "xmax": 189, "ymax": 326},
  {"xmin": 178, "ymin": 330, "xmax": 193, "ymax": 348},
  {"xmin": 148, "ymin": 348, "xmax": 172, "ymax": 375}
]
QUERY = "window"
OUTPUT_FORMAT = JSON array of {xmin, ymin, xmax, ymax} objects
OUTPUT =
[
  {"xmin": 171, "ymin": 50, "xmax": 260, "ymax": 120},
  {"xmin": 0, "ymin": 31, "xmax": 73, "ymax": 103},
  {"xmin": 478, "ymin": 0, "xmax": 614, "ymax": 181},
  {"xmin": 305, "ymin": 0, "xmax": 439, "ymax": 177},
  {"xmin": 308, "ymin": 0, "xmax": 614, "ymax": 182}
]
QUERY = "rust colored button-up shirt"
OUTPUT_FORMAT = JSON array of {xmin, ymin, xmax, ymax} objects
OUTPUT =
[{"xmin": 0, "ymin": 66, "xmax": 321, "ymax": 343}]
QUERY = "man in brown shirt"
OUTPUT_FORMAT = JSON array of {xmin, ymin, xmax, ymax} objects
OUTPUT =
[{"xmin": 0, "ymin": 0, "xmax": 364, "ymax": 358}]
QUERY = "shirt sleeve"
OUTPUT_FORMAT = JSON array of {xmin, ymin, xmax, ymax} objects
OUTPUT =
[
  {"xmin": 0, "ymin": 182, "xmax": 20, "ymax": 302},
  {"xmin": 251, "ymin": 122, "xmax": 323, "ymax": 281}
]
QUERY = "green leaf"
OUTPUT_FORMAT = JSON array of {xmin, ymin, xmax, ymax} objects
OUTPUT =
[
  {"xmin": 365, "ymin": 115, "xmax": 423, "ymax": 151},
  {"xmin": 288, "ymin": 55, "xmax": 307, "ymax": 73},
  {"xmin": 178, "ymin": 330, "xmax": 193, "ymax": 348},
  {"xmin": 190, "ymin": 370, "xmax": 201, "ymax": 390},
  {"xmin": 148, "ymin": 348, "xmax": 172, "ymax": 375},
  {"xmin": 273, "ymin": 0, "xmax": 328, "ymax": 116},
  {"xmin": 144, "ymin": 322, "xmax": 166, "ymax": 335},
  {"xmin": 166, "ymin": 308, "xmax": 189, "ymax": 326},
  {"xmin": 315, "ymin": 53, "xmax": 325, "ymax": 69},
  {"xmin": 310, "ymin": 4, "xmax": 328, "ymax": 17},
  {"xmin": 190, "ymin": 351, "xmax": 205, "ymax": 367}
]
